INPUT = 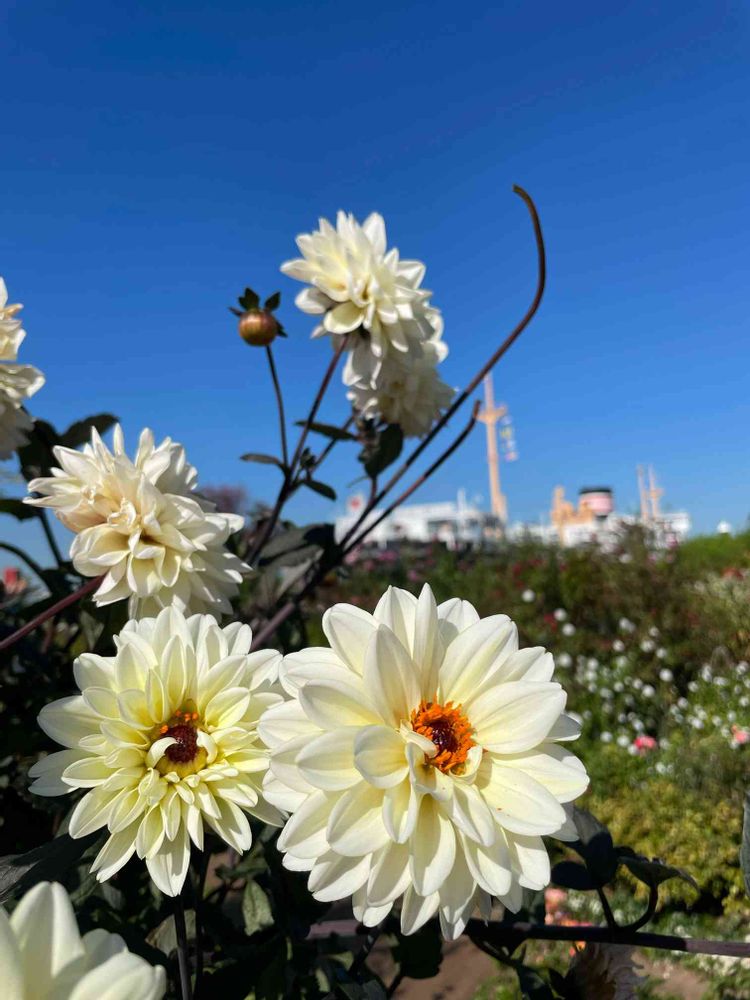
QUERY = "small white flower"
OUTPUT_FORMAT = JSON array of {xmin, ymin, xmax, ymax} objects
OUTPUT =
[
  {"xmin": 261, "ymin": 585, "xmax": 588, "ymax": 939},
  {"xmin": 553, "ymin": 608, "xmax": 567, "ymax": 621},
  {"xmin": 659, "ymin": 668, "xmax": 673, "ymax": 683},
  {"xmin": 688, "ymin": 680, "xmax": 699, "ymax": 693},
  {"xmin": 640, "ymin": 640, "xmax": 655, "ymax": 653},
  {"xmin": 614, "ymin": 655, "xmax": 628, "ymax": 669},
  {"xmin": 557, "ymin": 653, "xmax": 572, "ymax": 668},
  {"xmin": 25, "ymin": 426, "xmax": 249, "ymax": 617},
  {"xmin": 0, "ymin": 277, "xmax": 26, "ymax": 360},
  {"xmin": 618, "ymin": 618, "xmax": 635, "ymax": 633},
  {"xmin": 281, "ymin": 212, "xmax": 443, "ymax": 387},
  {"xmin": 587, "ymin": 658, "xmax": 599, "ymax": 669},
  {"xmin": 521, "ymin": 589, "xmax": 536, "ymax": 603},
  {"xmin": 656, "ymin": 647, "xmax": 667, "ymax": 660},
  {"xmin": 29, "ymin": 608, "xmax": 283, "ymax": 896},
  {"xmin": 632, "ymin": 678, "xmax": 643, "ymax": 690},
  {"xmin": 0, "ymin": 881, "xmax": 165, "ymax": 999},
  {"xmin": 655, "ymin": 762, "xmax": 668, "ymax": 776},
  {"xmin": 618, "ymin": 552, "xmax": 632, "ymax": 564},
  {"xmin": 562, "ymin": 623, "xmax": 576, "ymax": 636},
  {"xmin": 612, "ymin": 639, "xmax": 625, "ymax": 653},
  {"xmin": 613, "ymin": 682, "xmax": 624, "ymax": 693},
  {"xmin": 616, "ymin": 734, "xmax": 629, "ymax": 748},
  {"xmin": 347, "ymin": 340, "xmax": 453, "ymax": 437},
  {"xmin": 0, "ymin": 278, "xmax": 44, "ymax": 458},
  {"xmin": 648, "ymin": 626, "xmax": 660, "ymax": 638},
  {"xmin": 642, "ymin": 685, "xmax": 655, "ymax": 699},
  {"xmin": 600, "ymin": 731, "xmax": 613, "ymax": 743},
  {"xmin": 691, "ymin": 717, "xmax": 704, "ymax": 730}
]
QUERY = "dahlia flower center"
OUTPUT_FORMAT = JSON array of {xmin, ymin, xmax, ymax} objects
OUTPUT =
[
  {"xmin": 153, "ymin": 704, "xmax": 207, "ymax": 777},
  {"xmin": 410, "ymin": 700, "xmax": 475, "ymax": 773}
]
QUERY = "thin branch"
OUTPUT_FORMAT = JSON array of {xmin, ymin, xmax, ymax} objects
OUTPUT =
[
  {"xmin": 596, "ymin": 886, "xmax": 617, "ymax": 930},
  {"xmin": 246, "ymin": 337, "xmax": 348, "ymax": 567},
  {"xmin": 174, "ymin": 891, "xmax": 194, "ymax": 1000},
  {"xmin": 265, "ymin": 345, "xmax": 289, "ymax": 469},
  {"xmin": 349, "ymin": 922, "xmax": 385, "ymax": 977},
  {"xmin": 466, "ymin": 919, "xmax": 750, "ymax": 959},
  {"xmin": 312, "ymin": 413, "xmax": 355, "ymax": 471},
  {"xmin": 339, "ymin": 184, "xmax": 545, "ymax": 553},
  {"xmin": 343, "ymin": 401, "xmax": 481, "ymax": 557},
  {"xmin": 0, "ymin": 541, "xmax": 50, "ymax": 587},
  {"xmin": 37, "ymin": 508, "xmax": 65, "ymax": 568},
  {"xmin": 0, "ymin": 575, "xmax": 101, "ymax": 653},
  {"xmin": 619, "ymin": 883, "xmax": 659, "ymax": 932}
]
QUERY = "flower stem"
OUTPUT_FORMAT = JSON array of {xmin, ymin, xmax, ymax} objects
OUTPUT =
[
  {"xmin": 246, "ymin": 336, "xmax": 347, "ymax": 567},
  {"xmin": 174, "ymin": 891, "xmax": 193, "ymax": 1000},
  {"xmin": 0, "ymin": 575, "xmax": 101, "ymax": 653},
  {"xmin": 265, "ymin": 344, "xmax": 289, "ymax": 469},
  {"xmin": 37, "ymin": 508, "xmax": 65, "ymax": 568}
]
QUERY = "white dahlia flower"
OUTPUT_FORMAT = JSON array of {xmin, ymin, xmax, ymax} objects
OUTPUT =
[
  {"xmin": 347, "ymin": 341, "xmax": 454, "ymax": 438},
  {"xmin": 260, "ymin": 585, "xmax": 588, "ymax": 939},
  {"xmin": 0, "ymin": 881, "xmax": 165, "ymax": 1000},
  {"xmin": 29, "ymin": 608, "xmax": 283, "ymax": 896},
  {"xmin": 25, "ymin": 425, "xmax": 249, "ymax": 617},
  {"xmin": 0, "ymin": 277, "xmax": 27, "ymax": 360},
  {"xmin": 281, "ymin": 212, "xmax": 444, "ymax": 386}
]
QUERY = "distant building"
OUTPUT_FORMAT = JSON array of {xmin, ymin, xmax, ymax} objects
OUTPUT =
[{"xmin": 335, "ymin": 490, "xmax": 498, "ymax": 550}]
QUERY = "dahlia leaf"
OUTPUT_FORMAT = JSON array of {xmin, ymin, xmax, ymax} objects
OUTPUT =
[
  {"xmin": 0, "ymin": 832, "xmax": 101, "ymax": 904},
  {"xmin": 242, "ymin": 879, "xmax": 274, "ymax": 936}
]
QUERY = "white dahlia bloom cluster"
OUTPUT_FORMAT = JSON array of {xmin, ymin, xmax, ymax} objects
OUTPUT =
[
  {"xmin": 29, "ymin": 608, "xmax": 282, "ymax": 895},
  {"xmin": 0, "ymin": 278, "xmax": 45, "ymax": 460},
  {"xmin": 25, "ymin": 425, "xmax": 249, "ymax": 617},
  {"xmin": 281, "ymin": 213, "xmax": 453, "ymax": 437},
  {"xmin": 260, "ymin": 585, "xmax": 588, "ymax": 939},
  {"xmin": 0, "ymin": 881, "xmax": 165, "ymax": 999}
]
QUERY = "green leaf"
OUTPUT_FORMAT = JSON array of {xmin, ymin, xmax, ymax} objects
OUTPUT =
[
  {"xmin": 551, "ymin": 860, "xmax": 598, "ymax": 891},
  {"xmin": 743, "ymin": 790, "xmax": 750, "ymax": 898},
  {"xmin": 0, "ymin": 833, "xmax": 101, "ymax": 903},
  {"xmin": 239, "ymin": 287, "xmax": 260, "ymax": 310},
  {"xmin": 242, "ymin": 880, "xmax": 274, "ymax": 936},
  {"xmin": 146, "ymin": 910, "xmax": 196, "ymax": 956},
  {"xmin": 0, "ymin": 498, "xmax": 37, "ymax": 521},
  {"xmin": 60, "ymin": 414, "xmax": 118, "ymax": 449},
  {"xmin": 240, "ymin": 452, "xmax": 286, "ymax": 470},
  {"xmin": 335, "ymin": 982, "xmax": 387, "ymax": 1000},
  {"xmin": 516, "ymin": 964, "xmax": 554, "ymax": 1000},
  {"xmin": 17, "ymin": 419, "xmax": 59, "ymax": 480},
  {"xmin": 264, "ymin": 291, "xmax": 281, "ymax": 311},
  {"xmin": 301, "ymin": 479, "xmax": 337, "ymax": 501},
  {"xmin": 257, "ymin": 523, "xmax": 336, "ymax": 568},
  {"xmin": 296, "ymin": 420, "xmax": 357, "ymax": 442},
  {"xmin": 570, "ymin": 806, "xmax": 619, "ymax": 886},
  {"xmin": 617, "ymin": 847, "xmax": 698, "ymax": 892},
  {"xmin": 360, "ymin": 424, "xmax": 403, "ymax": 478},
  {"xmin": 392, "ymin": 924, "xmax": 442, "ymax": 980}
]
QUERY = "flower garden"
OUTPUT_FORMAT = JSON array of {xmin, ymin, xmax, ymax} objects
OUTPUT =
[{"xmin": 1, "ymin": 195, "xmax": 749, "ymax": 999}]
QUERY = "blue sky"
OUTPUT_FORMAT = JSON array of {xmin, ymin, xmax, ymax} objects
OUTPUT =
[{"xmin": 2, "ymin": 1, "xmax": 749, "ymax": 564}]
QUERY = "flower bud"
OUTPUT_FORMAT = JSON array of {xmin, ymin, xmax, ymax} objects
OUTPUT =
[{"xmin": 238, "ymin": 309, "xmax": 280, "ymax": 347}]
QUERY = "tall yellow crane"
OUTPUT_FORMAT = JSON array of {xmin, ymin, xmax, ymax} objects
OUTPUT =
[
  {"xmin": 477, "ymin": 374, "xmax": 508, "ymax": 525},
  {"xmin": 637, "ymin": 465, "xmax": 664, "ymax": 522}
]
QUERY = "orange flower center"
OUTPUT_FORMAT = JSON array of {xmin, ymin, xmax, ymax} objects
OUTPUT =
[{"xmin": 410, "ymin": 700, "xmax": 475, "ymax": 773}]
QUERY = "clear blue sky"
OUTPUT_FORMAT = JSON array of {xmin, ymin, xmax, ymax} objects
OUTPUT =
[{"xmin": 2, "ymin": 0, "xmax": 749, "ymax": 565}]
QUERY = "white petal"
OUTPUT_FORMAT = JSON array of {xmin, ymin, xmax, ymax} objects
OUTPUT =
[
  {"xmin": 373, "ymin": 587, "xmax": 418, "ymax": 653},
  {"xmin": 146, "ymin": 824, "xmax": 191, "ymax": 896},
  {"xmin": 409, "ymin": 796, "xmax": 455, "ymax": 896},
  {"xmin": 299, "ymin": 679, "xmax": 379, "ymax": 730},
  {"xmin": 363, "ymin": 626, "xmax": 420, "ymax": 726},
  {"xmin": 38, "ymin": 696, "xmax": 100, "ymax": 749},
  {"xmin": 321, "ymin": 604, "xmax": 377, "ymax": 676},
  {"xmin": 506, "ymin": 833, "xmax": 551, "ymax": 890},
  {"xmin": 326, "ymin": 783, "xmax": 389, "ymax": 857},
  {"xmin": 295, "ymin": 728, "xmax": 361, "ymax": 791},
  {"xmin": 438, "ymin": 615, "xmax": 516, "ymax": 706},
  {"xmin": 308, "ymin": 850, "xmax": 370, "ymax": 902},
  {"xmin": 9, "ymin": 882, "xmax": 84, "ymax": 995},
  {"xmin": 0, "ymin": 908, "xmax": 23, "ymax": 999},
  {"xmin": 277, "ymin": 789, "xmax": 332, "ymax": 859},
  {"xmin": 382, "ymin": 779, "xmax": 420, "ymax": 843},
  {"xmin": 470, "ymin": 683, "xmax": 566, "ymax": 753},
  {"xmin": 400, "ymin": 885, "xmax": 439, "ymax": 935},
  {"xmin": 354, "ymin": 725, "xmax": 409, "ymax": 789},
  {"xmin": 462, "ymin": 833, "xmax": 513, "ymax": 897},
  {"xmin": 367, "ymin": 840, "xmax": 412, "ymax": 906}
]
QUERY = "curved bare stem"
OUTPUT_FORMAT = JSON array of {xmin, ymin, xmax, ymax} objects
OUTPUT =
[
  {"xmin": 342, "ymin": 401, "xmax": 481, "ymax": 557},
  {"xmin": 339, "ymin": 185, "xmax": 545, "ymax": 553},
  {"xmin": 0, "ymin": 575, "xmax": 101, "ymax": 653}
]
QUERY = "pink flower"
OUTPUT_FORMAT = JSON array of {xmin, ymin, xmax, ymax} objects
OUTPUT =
[
  {"xmin": 633, "ymin": 735, "xmax": 657, "ymax": 754},
  {"xmin": 731, "ymin": 725, "xmax": 750, "ymax": 747}
]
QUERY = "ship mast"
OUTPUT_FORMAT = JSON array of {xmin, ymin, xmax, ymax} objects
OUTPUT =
[{"xmin": 478, "ymin": 374, "xmax": 508, "ymax": 525}]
